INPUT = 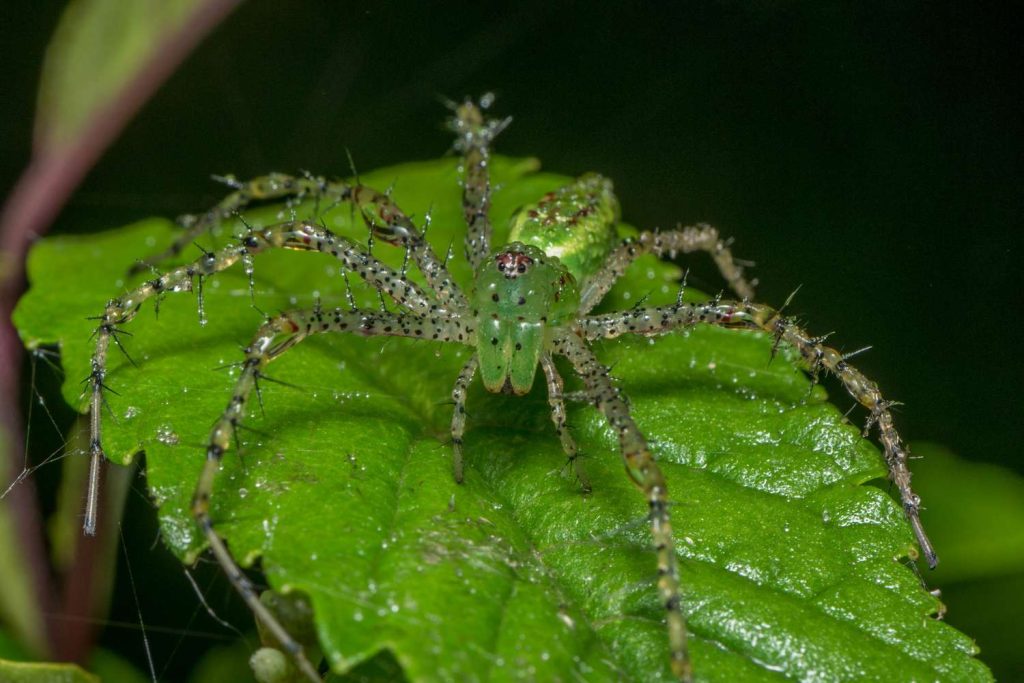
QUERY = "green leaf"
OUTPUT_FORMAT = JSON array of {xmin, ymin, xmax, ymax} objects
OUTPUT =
[
  {"xmin": 87, "ymin": 649, "xmax": 150, "ymax": 683},
  {"xmin": 910, "ymin": 443, "xmax": 1024, "ymax": 585},
  {"xmin": 13, "ymin": 157, "xmax": 991, "ymax": 681},
  {"xmin": 1, "ymin": 625, "xmax": 149, "ymax": 683},
  {"xmin": 905, "ymin": 444, "xmax": 1024, "ymax": 679},
  {"xmin": 35, "ymin": 0, "xmax": 224, "ymax": 150},
  {"xmin": 0, "ymin": 659, "xmax": 98, "ymax": 683},
  {"xmin": 0, "ymin": 428, "xmax": 48, "ymax": 657}
]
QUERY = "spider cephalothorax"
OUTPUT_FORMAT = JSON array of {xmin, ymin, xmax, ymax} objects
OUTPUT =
[
  {"xmin": 475, "ymin": 244, "xmax": 578, "ymax": 395},
  {"xmin": 77, "ymin": 96, "xmax": 937, "ymax": 682}
]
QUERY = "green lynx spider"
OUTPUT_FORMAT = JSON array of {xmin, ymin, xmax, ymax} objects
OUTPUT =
[{"xmin": 84, "ymin": 98, "xmax": 937, "ymax": 682}]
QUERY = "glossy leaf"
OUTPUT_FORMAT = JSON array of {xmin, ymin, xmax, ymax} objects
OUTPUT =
[{"xmin": 13, "ymin": 157, "xmax": 990, "ymax": 681}]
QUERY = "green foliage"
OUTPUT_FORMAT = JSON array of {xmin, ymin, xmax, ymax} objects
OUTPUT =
[
  {"xmin": 13, "ymin": 157, "xmax": 990, "ymax": 680},
  {"xmin": 0, "ymin": 430, "xmax": 48, "ymax": 657},
  {"xmin": 911, "ymin": 443, "xmax": 1024, "ymax": 584},
  {"xmin": 0, "ymin": 631, "xmax": 145, "ymax": 683},
  {"xmin": 35, "ymin": 0, "xmax": 212, "ymax": 149},
  {"xmin": 0, "ymin": 659, "xmax": 98, "ymax": 683}
]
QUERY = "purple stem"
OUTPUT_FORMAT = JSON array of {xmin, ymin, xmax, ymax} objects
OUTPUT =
[{"xmin": 0, "ymin": 0, "xmax": 241, "ymax": 663}]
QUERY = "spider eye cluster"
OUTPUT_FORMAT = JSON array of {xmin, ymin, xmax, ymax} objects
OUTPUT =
[{"xmin": 495, "ymin": 251, "xmax": 533, "ymax": 278}]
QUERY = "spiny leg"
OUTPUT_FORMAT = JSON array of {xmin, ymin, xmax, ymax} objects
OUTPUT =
[
  {"xmin": 550, "ymin": 330, "xmax": 690, "ymax": 682},
  {"xmin": 129, "ymin": 172, "xmax": 347, "ymax": 274},
  {"xmin": 192, "ymin": 306, "xmax": 469, "ymax": 682},
  {"xmin": 539, "ymin": 353, "xmax": 591, "ymax": 493},
  {"xmin": 579, "ymin": 225, "xmax": 756, "ymax": 314},
  {"xmin": 449, "ymin": 96, "xmax": 510, "ymax": 271},
  {"xmin": 579, "ymin": 299, "xmax": 938, "ymax": 568},
  {"xmin": 449, "ymin": 354, "xmax": 479, "ymax": 483},
  {"xmin": 133, "ymin": 168, "xmax": 468, "ymax": 313},
  {"xmin": 352, "ymin": 185, "xmax": 468, "ymax": 311},
  {"xmin": 129, "ymin": 167, "xmax": 471, "ymax": 309},
  {"xmin": 85, "ymin": 220, "xmax": 438, "ymax": 535}
]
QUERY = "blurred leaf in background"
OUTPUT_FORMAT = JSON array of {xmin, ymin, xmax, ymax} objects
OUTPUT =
[
  {"xmin": 912, "ymin": 443, "xmax": 1024, "ymax": 680},
  {"xmin": 35, "ymin": 0, "xmax": 220, "ymax": 150}
]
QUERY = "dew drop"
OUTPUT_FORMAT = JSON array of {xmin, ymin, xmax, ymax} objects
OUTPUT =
[{"xmin": 156, "ymin": 426, "xmax": 179, "ymax": 445}]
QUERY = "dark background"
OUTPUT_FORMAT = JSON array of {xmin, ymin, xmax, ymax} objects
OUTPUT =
[{"xmin": 4, "ymin": 1, "xmax": 1021, "ymax": 680}]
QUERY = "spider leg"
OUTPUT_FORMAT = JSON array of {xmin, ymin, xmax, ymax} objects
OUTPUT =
[
  {"xmin": 448, "ymin": 96, "xmax": 510, "ymax": 271},
  {"xmin": 132, "ymin": 173, "xmax": 471, "ymax": 311},
  {"xmin": 550, "ymin": 330, "xmax": 690, "ymax": 682},
  {"xmin": 539, "ymin": 353, "xmax": 591, "ymax": 493},
  {"xmin": 351, "ymin": 185, "xmax": 468, "ymax": 311},
  {"xmin": 191, "ymin": 305, "xmax": 468, "ymax": 683},
  {"xmin": 579, "ymin": 299, "xmax": 938, "ymax": 569},
  {"xmin": 579, "ymin": 224, "xmax": 756, "ymax": 314},
  {"xmin": 129, "ymin": 172, "xmax": 346, "ymax": 274},
  {"xmin": 449, "ymin": 354, "xmax": 479, "ymax": 483},
  {"xmin": 85, "ymin": 220, "xmax": 439, "ymax": 535}
]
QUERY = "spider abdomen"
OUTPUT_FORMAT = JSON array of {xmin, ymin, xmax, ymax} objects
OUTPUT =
[{"xmin": 508, "ymin": 172, "xmax": 620, "ymax": 285}]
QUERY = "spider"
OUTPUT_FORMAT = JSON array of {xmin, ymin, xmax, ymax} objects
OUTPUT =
[{"xmin": 78, "ymin": 96, "xmax": 936, "ymax": 682}]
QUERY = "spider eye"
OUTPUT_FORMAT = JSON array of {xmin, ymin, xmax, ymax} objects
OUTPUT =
[
  {"xmin": 497, "ymin": 262, "xmax": 506, "ymax": 271},
  {"xmin": 517, "ymin": 264, "xmax": 526, "ymax": 273}
]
